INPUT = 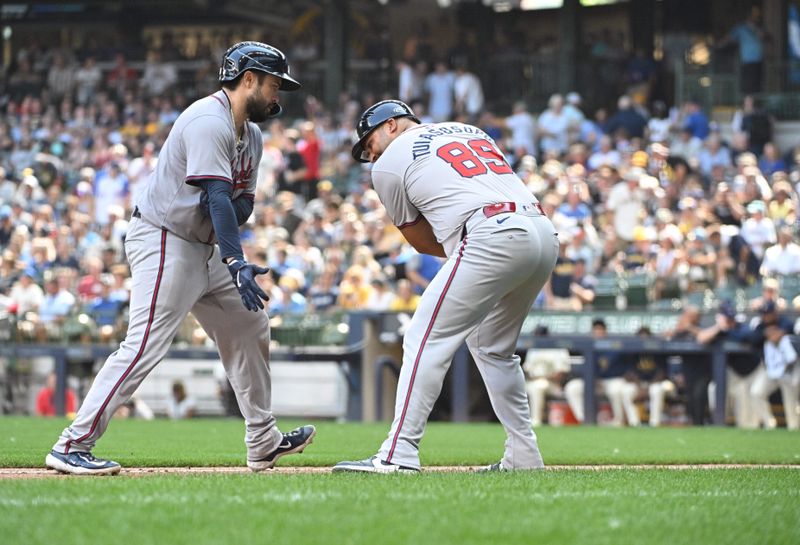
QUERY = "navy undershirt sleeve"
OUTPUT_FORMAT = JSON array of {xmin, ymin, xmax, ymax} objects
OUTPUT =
[
  {"xmin": 198, "ymin": 179, "xmax": 243, "ymax": 262},
  {"xmin": 231, "ymin": 196, "xmax": 254, "ymax": 226}
]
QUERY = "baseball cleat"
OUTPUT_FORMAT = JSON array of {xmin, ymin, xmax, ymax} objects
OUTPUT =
[
  {"xmin": 332, "ymin": 455, "xmax": 419, "ymax": 474},
  {"xmin": 45, "ymin": 450, "xmax": 121, "ymax": 476},
  {"xmin": 247, "ymin": 425, "xmax": 316, "ymax": 472},
  {"xmin": 476, "ymin": 461, "xmax": 508, "ymax": 473}
]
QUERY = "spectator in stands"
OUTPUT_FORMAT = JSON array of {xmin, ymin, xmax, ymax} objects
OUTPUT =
[
  {"xmin": 297, "ymin": 121, "xmax": 321, "ymax": 203},
  {"xmin": 646, "ymin": 100, "xmax": 672, "ymax": 144},
  {"xmin": 538, "ymin": 94, "xmax": 571, "ymax": 157},
  {"xmin": 761, "ymin": 227, "xmax": 800, "ymax": 277},
  {"xmin": 141, "ymin": 50, "xmax": 178, "ymax": 97},
  {"xmin": 93, "ymin": 163, "xmax": 129, "ymax": 226},
  {"xmin": 365, "ymin": 278, "xmax": 394, "ymax": 311},
  {"xmin": 73, "ymin": 56, "xmax": 102, "ymax": 105},
  {"xmin": 588, "ymin": 135, "xmax": 622, "ymax": 171},
  {"xmin": 337, "ymin": 265, "xmax": 373, "ymax": 310},
  {"xmin": 38, "ymin": 273, "xmax": 76, "ymax": 326},
  {"xmin": 9, "ymin": 271, "xmax": 44, "ymax": 318},
  {"xmin": 606, "ymin": 167, "xmax": 645, "ymax": 243},
  {"xmin": 759, "ymin": 142, "xmax": 787, "ymax": 177},
  {"xmin": 711, "ymin": 182, "xmax": 745, "ymax": 226},
  {"xmin": 698, "ymin": 133, "xmax": 732, "ymax": 178},
  {"xmin": 403, "ymin": 251, "xmax": 443, "ymax": 295},
  {"xmin": 453, "ymin": 62, "xmax": 484, "ymax": 124},
  {"xmin": 0, "ymin": 205, "xmax": 13, "ymax": 247},
  {"xmin": 557, "ymin": 188, "xmax": 592, "ymax": 224},
  {"xmin": 389, "ymin": 278, "xmax": 420, "ymax": 312},
  {"xmin": 87, "ymin": 276, "xmax": 124, "ymax": 327},
  {"xmin": 767, "ymin": 180, "xmax": 796, "ymax": 226},
  {"xmin": 717, "ymin": 6, "xmax": 767, "ymax": 95},
  {"xmin": 106, "ymin": 53, "xmax": 139, "ymax": 98},
  {"xmin": 46, "ymin": 52, "xmax": 75, "ymax": 104},
  {"xmin": 564, "ymin": 318, "xmax": 639, "ymax": 426},
  {"xmin": 740, "ymin": 99, "xmax": 773, "ymax": 156},
  {"xmin": 604, "ymin": 95, "xmax": 647, "ymax": 140},
  {"xmin": 680, "ymin": 98, "xmax": 710, "ymax": 140},
  {"xmin": 498, "ymin": 101, "xmax": 536, "ymax": 158},
  {"xmin": 167, "ymin": 380, "xmax": 196, "ymax": 420},
  {"xmin": 748, "ymin": 277, "xmax": 788, "ymax": 312},
  {"xmin": 77, "ymin": 256, "xmax": 105, "ymax": 303},
  {"xmin": 627, "ymin": 327, "xmax": 675, "ymax": 427},
  {"xmin": 670, "ymin": 127, "xmax": 703, "ymax": 163},
  {"xmin": 751, "ymin": 323, "xmax": 799, "ymax": 430},
  {"xmin": 700, "ymin": 300, "xmax": 761, "ymax": 428},
  {"xmin": 308, "ymin": 265, "xmax": 340, "ymax": 313},
  {"xmin": 270, "ymin": 274, "xmax": 307, "ymax": 315},
  {"xmin": 740, "ymin": 200, "xmax": 777, "ymax": 261},
  {"xmin": 665, "ymin": 306, "xmax": 709, "ymax": 425},
  {"xmin": 424, "ymin": 60, "xmax": 455, "ymax": 123},
  {"xmin": 35, "ymin": 372, "xmax": 77, "ymax": 417}
]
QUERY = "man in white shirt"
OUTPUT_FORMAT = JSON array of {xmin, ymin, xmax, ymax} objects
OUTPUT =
[
  {"xmin": 751, "ymin": 324, "xmax": 799, "ymax": 429},
  {"xmin": 606, "ymin": 168, "xmax": 645, "ymax": 242},
  {"xmin": 9, "ymin": 271, "xmax": 44, "ymax": 316},
  {"xmin": 501, "ymin": 101, "xmax": 536, "ymax": 157},
  {"xmin": 740, "ymin": 200, "xmax": 777, "ymax": 260},
  {"xmin": 761, "ymin": 227, "xmax": 800, "ymax": 276},
  {"xmin": 453, "ymin": 63, "xmax": 484, "ymax": 123},
  {"xmin": 424, "ymin": 61, "xmax": 455, "ymax": 122},
  {"xmin": 697, "ymin": 133, "xmax": 732, "ymax": 177},
  {"xmin": 537, "ymin": 94, "xmax": 570, "ymax": 157},
  {"xmin": 588, "ymin": 135, "xmax": 622, "ymax": 171}
]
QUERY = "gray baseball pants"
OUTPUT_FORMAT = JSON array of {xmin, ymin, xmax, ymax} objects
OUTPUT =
[
  {"xmin": 53, "ymin": 217, "xmax": 282, "ymax": 460},
  {"xmin": 378, "ymin": 209, "xmax": 559, "ymax": 469}
]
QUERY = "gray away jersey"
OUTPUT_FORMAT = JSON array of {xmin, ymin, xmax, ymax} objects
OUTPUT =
[
  {"xmin": 136, "ymin": 90, "xmax": 262, "ymax": 243},
  {"xmin": 370, "ymin": 122, "xmax": 539, "ymax": 256}
]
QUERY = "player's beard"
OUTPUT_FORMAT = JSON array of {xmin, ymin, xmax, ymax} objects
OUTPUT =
[{"xmin": 245, "ymin": 88, "xmax": 273, "ymax": 123}]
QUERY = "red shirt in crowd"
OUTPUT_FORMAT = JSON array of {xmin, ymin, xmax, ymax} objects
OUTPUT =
[{"xmin": 35, "ymin": 386, "xmax": 76, "ymax": 416}]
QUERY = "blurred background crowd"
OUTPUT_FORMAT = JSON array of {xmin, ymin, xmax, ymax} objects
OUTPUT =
[
  {"xmin": 0, "ymin": 0, "xmax": 798, "ymax": 426},
  {"xmin": 0, "ymin": 19, "xmax": 798, "ymax": 347}
]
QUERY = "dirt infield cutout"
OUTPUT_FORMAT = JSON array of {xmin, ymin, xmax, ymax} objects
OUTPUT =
[{"xmin": 2, "ymin": 464, "xmax": 799, "ymax": 479}]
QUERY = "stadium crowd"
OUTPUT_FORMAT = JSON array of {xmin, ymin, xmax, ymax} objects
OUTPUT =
[{"xmin": 0, "ymin": 37, "xmax": 799, "ymax": 426}]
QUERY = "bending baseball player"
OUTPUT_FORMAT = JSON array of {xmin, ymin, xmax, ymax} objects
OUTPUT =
[
  {"xmin": 46, "ymin": 42, "xmax": 315, "ymax": 475},
  {"xmin": 334, "ymin": 100, "xmax": 558, "ymax": 473}
]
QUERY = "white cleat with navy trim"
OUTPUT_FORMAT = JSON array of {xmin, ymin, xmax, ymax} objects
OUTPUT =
[
  {"xmin": 45, "ymin": 450, "xmax": 121, "ymax": 476},
  {"xmin": 332, "ymin": 456, "xmax": 419, "ymax": 474}
]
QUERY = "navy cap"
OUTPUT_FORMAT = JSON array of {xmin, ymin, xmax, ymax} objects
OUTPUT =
[{"xmin": 718, "ymin": 300, "xmax": 736, "ymax": 319}]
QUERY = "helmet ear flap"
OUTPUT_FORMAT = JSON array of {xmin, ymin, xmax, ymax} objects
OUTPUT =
[{"xmin": 266, "ymin": 103, "xmax": 282, "ymax": 118}]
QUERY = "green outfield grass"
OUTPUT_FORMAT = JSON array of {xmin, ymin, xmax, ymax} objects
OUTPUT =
[
  {"xmin": 2, "ymin": 418, "xmax": 799, "ymax": 545},
  {"xmin": 0, "ymin": 417, "xmax": 799, "ymax": 467}
]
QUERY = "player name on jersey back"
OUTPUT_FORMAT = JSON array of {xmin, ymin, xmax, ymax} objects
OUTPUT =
[{"xmin": 410, "ymin": 123, "xmax": 494, "ymax": 160}]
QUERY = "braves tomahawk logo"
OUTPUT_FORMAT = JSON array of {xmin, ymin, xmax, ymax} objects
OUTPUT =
[{"xmin": 231, "ymin": 155, "xmax": 253, "ymax": 190}]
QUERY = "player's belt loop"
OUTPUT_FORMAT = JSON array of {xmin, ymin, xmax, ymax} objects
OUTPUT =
[{"xmin": 132, "ymin": 206, "xmax": 141, "ymax": 219}]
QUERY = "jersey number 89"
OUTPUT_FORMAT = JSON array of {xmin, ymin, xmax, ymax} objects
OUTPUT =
[{"xmin": 436, "ymin": 138, "xmax": 513, "ymax": 178}]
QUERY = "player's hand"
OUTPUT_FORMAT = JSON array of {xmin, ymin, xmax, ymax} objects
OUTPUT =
[
  {"xmin": 198, "ymin": 190, "xmax": 210, "ymax": 217},
  {"xmin": 226, "ymin": 259, "xmax": 270, "ymax": 312}
]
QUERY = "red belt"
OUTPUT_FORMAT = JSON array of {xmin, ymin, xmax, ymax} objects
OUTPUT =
[{"xmin": 482, "ymin": 202, "xmax": 545, "ymax": 218}]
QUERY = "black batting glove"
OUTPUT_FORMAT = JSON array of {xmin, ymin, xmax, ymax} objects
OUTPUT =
[{"xmin": 226, "ymin": 259, "xmax": 270, "ymax": 312}]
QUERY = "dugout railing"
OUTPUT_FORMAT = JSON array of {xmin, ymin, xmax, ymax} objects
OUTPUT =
[{"xmin": 3, "ymin": 310, "xmax": 793, "ymax": 426}]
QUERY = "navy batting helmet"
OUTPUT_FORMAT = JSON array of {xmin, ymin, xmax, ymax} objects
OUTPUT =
[
  {"xmin": 351, "ymin": 100, "xmax": 420, "ymax": 162},
  {"xmin": 219, "ymin": 41, "xmax": 301, "ymax": 91}
]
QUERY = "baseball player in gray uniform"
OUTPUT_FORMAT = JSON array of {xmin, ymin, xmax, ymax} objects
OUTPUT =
[
  {"xmin": 46, "ymin": 42, "xmax": 315, "ymax": 475},
  {"xmin": 334, "ymin": 101, "xmax": 558, "ymax": 473}
]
